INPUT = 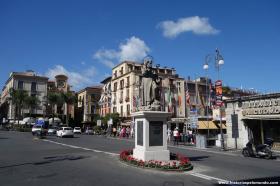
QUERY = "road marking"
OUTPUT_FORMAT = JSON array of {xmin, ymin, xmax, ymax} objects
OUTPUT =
[
  {"xmin": 169, "ymin": 145, "xmax": 240, "ymax": 157},
  {"xmin": 188, "ymin": 172, "xmax": 228, "ymax": 182},
  {"xmin": 43, "ymin": 139, "xmax": 119, "ymax": 156},
  {"xmin": 43, "ymin": 139, "xmax": 230, "ymax": 182}
]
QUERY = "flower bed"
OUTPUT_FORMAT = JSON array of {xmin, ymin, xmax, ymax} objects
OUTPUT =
[{"xmin": 120, "ymin": 150, "xmax": 193, "ymax": 172}]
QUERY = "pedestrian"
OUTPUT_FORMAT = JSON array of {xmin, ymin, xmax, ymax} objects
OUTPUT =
[
  {"xmin": 126, "ymin": 127, "xmax": 130, "ymax": 138},
  {"xmin": 167, "ymin": 128, "xmax": 171, "ymax": 143},
  {"xmin": 130, "ymin": 127, "xmax": 134, "ymax": 138},
  {"xmin": 112, "ymin": 127, "xmax": 117, "ymax": 137},
  {"xmin": 173, "ymin": 127, "xmax": 179, "ymax": 145}
]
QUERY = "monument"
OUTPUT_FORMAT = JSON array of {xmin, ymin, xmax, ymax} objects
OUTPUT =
[{"xmin": 132, "ymin": 56, "xmax": 171, "ymax": 161}]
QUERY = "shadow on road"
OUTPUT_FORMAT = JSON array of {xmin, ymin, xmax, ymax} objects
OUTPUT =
[
  {"xmin": 189, "ymin": 156, "xmax": 209, "ymax": 162},
  {"xmin": 0, "ymin": 155, "xmax": 89, "ymax": 169}
]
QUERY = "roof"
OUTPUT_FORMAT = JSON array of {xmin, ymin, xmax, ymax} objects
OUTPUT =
[
  {"xmin": 100, "ymin": 76, "xmax": 112, "ymax": 84},
  {"xmin": 76, "ymin": 85, "xmax": 103, "ymax": 94},
  {"xmin": 5, "ymin": 71, "xmax": 49, "ymax": 85}
]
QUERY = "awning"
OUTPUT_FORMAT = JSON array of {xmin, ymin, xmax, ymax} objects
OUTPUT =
[
  {"xmin": 197, "ymin": 121, "xmax": 218, "ymax": 130},
  {"xmin": 121, "ymin": 122, "xmax": 131, "ymax": 126},
  {"xmin": 243, "ymin": 115, "xmax": 280, "ymax": 120}
]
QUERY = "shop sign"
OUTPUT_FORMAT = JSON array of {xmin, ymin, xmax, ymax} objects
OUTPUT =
[
  {"xmin": 215, "ymin": 80, "xmax": 223, "ymax": 106},
  {"xmin": 242, "ymin": 98, "xmax": 280, "ymax": 116}
]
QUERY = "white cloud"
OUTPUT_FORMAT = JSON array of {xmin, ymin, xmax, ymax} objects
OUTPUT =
[
  {"xmin": 93, "ymin": 36, "xmax": 150, "ymax": 67},
  {"xmin": 158, "ymin": 16, "xmax": 220, "ymax": 38},
  {"xmin": 45, "ymin": 65, "xmax": 98, "ymax": 90}
]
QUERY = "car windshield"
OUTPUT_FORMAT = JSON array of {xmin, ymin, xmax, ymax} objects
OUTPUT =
[
  {"xmin": 64, "ymin": 127, "xmax": 72, "ymax": 130},
  {"xmin": 74, "ymin": 127, "xmax": 80, "ymax": 130}
]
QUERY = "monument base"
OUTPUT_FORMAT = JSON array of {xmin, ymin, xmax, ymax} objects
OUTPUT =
[
  {"xmin": 132, "ymin": 111, "xmax": 171, "ymax": 162},
  {"xmin": 133, "ymin": 148, "xmax": 170, "ymax": 161}
]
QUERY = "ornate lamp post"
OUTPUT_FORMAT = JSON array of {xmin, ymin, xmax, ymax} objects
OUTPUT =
[
  {"xmin": 215, "ymin": 48, "xmax": 225, "ymax": 150},
  {"xmin": 203, "ymin": 49, "xmax": 225, "ymax": 150},
  {"xmin": 203, "ymin": 55, "xmax": 211, "ymax": 140}
]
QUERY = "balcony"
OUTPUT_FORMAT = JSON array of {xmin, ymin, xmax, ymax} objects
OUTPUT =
[
  {"xmin": 125, "ymin": 97, "xmax": 130, "ymax": 102},
  {"xmin": 119, "ymin": 98, "xmax": 123, "ymax": 104}
]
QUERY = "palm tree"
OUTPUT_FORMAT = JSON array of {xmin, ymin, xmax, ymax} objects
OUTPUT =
[
  {"xmin": 9, "ymin": 88, "xmax": 28, "ymax": 125},
  {"xmin": 61, "ymin": 92, "xmax": 76, "ymax": 126},
  {"xmin": 24, "ymin": 95, "xmax": 40, "ymax": 119},
  {"xmin": 47, "ymin": 92, "xmax": 61, "ymax": 126}
]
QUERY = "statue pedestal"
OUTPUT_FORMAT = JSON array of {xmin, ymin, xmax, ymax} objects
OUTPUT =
[{"xmin": 132, "ymin": 111, "xmax": 171, "ymax": 161}]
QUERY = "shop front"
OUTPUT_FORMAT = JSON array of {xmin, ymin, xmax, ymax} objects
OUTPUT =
[{"xmin": 226, "ymin": 94, "xmax": 280, "ymax": 150}]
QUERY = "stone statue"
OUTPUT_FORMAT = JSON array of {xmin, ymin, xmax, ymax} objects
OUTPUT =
[{"xmin": 140, "ymin": 56, "xmax": 161, "ymax": 111}]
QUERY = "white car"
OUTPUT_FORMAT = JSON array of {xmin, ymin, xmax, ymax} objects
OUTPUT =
[
  {"xmin": 73, "ymin": 127, "xmax": 82, "ymax": 134},
  {"xmin": 56, "ymin": 127, "xmax": 74, "ymax": 138},
  {"xmin": 48, "ymin": 127, "xmax": 58, "ymax": 135},
  {"xmin": 32, "ymin": 125, "xmax": 47, "ymax": 136}
]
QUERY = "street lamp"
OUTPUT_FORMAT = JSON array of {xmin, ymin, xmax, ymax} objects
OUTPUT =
[
  {"xmin": 215, "ymin": 48, "xmax": 225, "ymax": 150},
  {"xmin": 203, "ymin": 54, "xmax": 211, "ymax": 140}
]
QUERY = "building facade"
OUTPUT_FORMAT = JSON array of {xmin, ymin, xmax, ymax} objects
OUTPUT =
[
  {"xmin": 77, "ymin": 86, "xmax": 102, "ymax": 123},
  {"xmin": 47, "ymin": 75, "xmax": 75, "ymax": 121},
  {"xmin": 99, "ymin": 77, "xmax": 112, "ymax": 117},
  {"xmin": 0, "ymin": 71, "xmax": 48, "ymax": 120},
  {"xmin": 225, "ymin": 93, "xmax": 280, "ymax": 150},
  {"xmin": 110, "ymin": 61, "xmax": 186, "ymax": 126}
]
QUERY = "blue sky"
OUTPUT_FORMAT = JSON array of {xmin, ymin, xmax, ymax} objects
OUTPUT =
[{"xmin": 0, "ymin": 0, "xmax": 280, "ymax": 92}]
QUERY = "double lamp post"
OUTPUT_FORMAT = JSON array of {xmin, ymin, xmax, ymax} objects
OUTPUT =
[{"xmin": 203, "ymin": 48, "xmax": 225, "ymax": 150}]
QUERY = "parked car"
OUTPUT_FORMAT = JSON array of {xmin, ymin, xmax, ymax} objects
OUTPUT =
[
  {"xmin": 56, "ymin": 127, "xmax": 74, "ymax": 138},
  {"xmin": 85, "ymin": 127, "xmax": 94, "ymax": 135},
  {"xmin": 48, "ymin": 127, "xmax": 58, "ymax": 135},
  {"xmin": 32, "ymin": 125, "xmax": 47, "ymax": 136},
  {"xmin": 73, "ymin": 127, "xmax": 82, "ymax": 134}
]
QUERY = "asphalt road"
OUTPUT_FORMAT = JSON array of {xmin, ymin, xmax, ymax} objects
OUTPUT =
[{"xmin": 0, "ymin": 131, "xmax": 279, "ymax": 186}]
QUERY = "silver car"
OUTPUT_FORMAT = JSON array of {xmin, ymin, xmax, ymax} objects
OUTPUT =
[{"xmin": 56, "ymin": 127, "xmax": 74, "ymax": 138}]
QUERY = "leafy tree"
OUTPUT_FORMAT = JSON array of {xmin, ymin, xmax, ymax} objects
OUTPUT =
[
  {"xmin": 47, "ymin": 92, "xmax": 63, "ymax": 125},
  {"xmin": 9, "ymin": 88, "xmax": 28, "ymax": 125},
  {"xmin": 24, "ymin": 95, "xmax": 40, "ymax": 118},
  {"xmin": 61, "ymin": 92, "xmax": 76, "ymax": 126}
]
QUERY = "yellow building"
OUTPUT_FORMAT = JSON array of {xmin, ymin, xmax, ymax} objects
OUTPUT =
[{"xmin": 77, "ymin": 86, "xmax": 102, "ymax": 122}]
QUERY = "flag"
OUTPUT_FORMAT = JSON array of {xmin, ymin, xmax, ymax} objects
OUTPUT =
[{"xmin": 186, "ymin": 88, "xmax": 190, "ymax": 105}]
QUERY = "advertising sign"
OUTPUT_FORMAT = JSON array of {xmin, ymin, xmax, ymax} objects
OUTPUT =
[
  {"xmin": 189, "ymin": 109, "xmax": 198, "ymax": 129},
  {"xmin": 215, "ymin": 80, "xmax": 223, "ymax": 106},
  {"xmin": 97, "ymin": 120, "xmax": 102, "ymax": 126}
]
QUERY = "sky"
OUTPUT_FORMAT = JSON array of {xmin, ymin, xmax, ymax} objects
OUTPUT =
[{"xmin": 0, "ymin": 0, "xmax": 280, "ymax": 93}]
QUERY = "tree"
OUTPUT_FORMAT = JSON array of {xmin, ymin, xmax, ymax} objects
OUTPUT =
[
  {"xmin": 9, "ymin": 88, "xmax": 28, "ymax": 125},
  {"xmin": 47, "ymin": 92, "xmax": 62, "ymax": 126},
  {"xmin": 24, "ymin": 95, "xmax": 40, "ymax": 118},
  {"xmin": 61, "ymin": 92, "xmax": 76, "ymax": 126}
]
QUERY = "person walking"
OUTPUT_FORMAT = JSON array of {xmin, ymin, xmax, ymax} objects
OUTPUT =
[
  {"xmin": 167, "ymin": 128, "xmax": 172, "ymax": 143},
  {"xmin": 173, "ymin": 128, "xmax": 179, "ymax": 145}
]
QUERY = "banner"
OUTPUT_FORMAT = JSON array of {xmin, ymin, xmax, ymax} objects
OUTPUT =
[{"xmin": 215, "ymin": 80, "xmax": 223, "ymax": 106}]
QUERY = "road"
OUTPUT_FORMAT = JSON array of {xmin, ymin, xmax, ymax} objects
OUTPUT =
[{"xmin": 0, "ymin": 131, "xmax": 279, "ymax": 186}]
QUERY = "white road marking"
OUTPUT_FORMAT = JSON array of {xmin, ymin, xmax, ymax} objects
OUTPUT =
[
  {"xmin": 169, "ymin": 145, "xmax": 240, "ymax": 157},
  {"xmin": 43, "ymin": 139, "xmax": 230, "ymax": 182},
  {"xmin": 188, "ymin": 172, "xmax": 228, "ymax": 182},
  {"xmin": 43, "ymin": 139, "xmax": 118, "ymax": 156}
]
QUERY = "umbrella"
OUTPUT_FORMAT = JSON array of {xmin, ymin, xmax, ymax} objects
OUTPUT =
[
  {"xmin": 49, "ymin": 117, "xmax": 61, "ymax": 124},
  {"xmin": 23, "ymin": 117, "xmax": 36, "ymax": 125}
]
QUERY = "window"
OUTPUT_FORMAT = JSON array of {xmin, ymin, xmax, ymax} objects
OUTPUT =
[
  {"xmin": 114, "ymin": 71, "xmax": 117, "ymax": 78},
  {"xmin": 177, "ymin": 82, "xmax": 181, "ymax": 93},
  {"xmin": 121, "ymin": 106, "xmax": 123, "ymax": 117},
  {"xmin": 18, "ymin": 81, "xmax": 23, "ymax": 90},
  {"xmin": 31, "ymin": 82, "xmax": 36, "ymax": 92},
  {"xmin": 120, "ymin": 79, "xmax": 124, "ymax": 89},
  {"xmin": 114, "ymin": 82, "xmax": 118, "ymax": 92},
  {"xmin": 127, "ymin": 104, "xmax": 130, "ymax": 116},
  {"xmin": 126, "ymin": 77, "xmax": 130, "ymax": 87},
  {"xmin": 120, "ymin": 67, "xmax": 124, "ymax": 75},
  {"xmin": 113, "ymin": 107, "xmax": 117, "ymax": 113}
]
